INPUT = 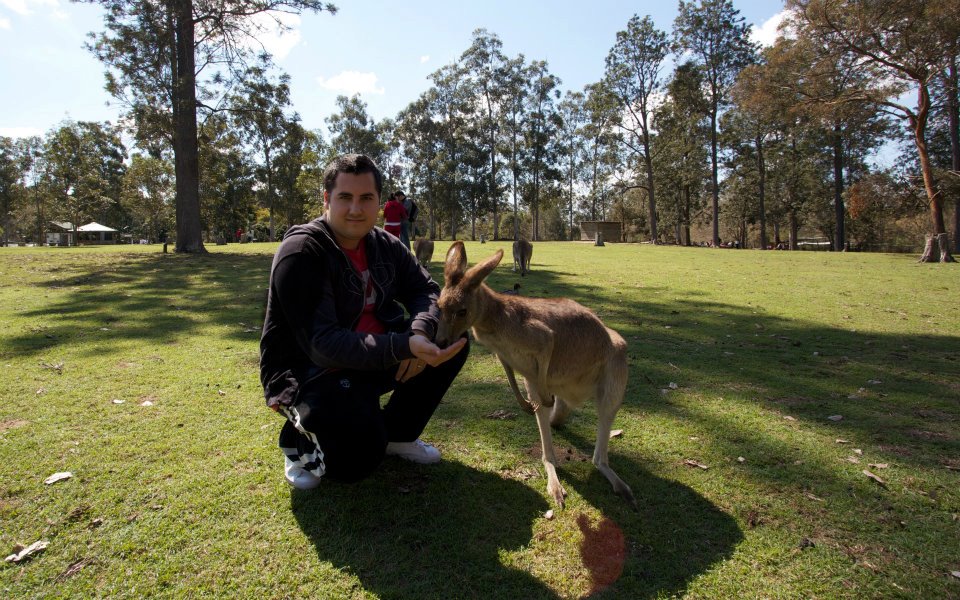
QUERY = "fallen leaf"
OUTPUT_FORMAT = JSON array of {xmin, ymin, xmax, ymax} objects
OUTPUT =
[
  {"xmin": 4, "ymin": 540, "xmax": 49, "ymax": 563},
  {"xmin": 804, "ymin": 492, "xmax": 824, "ymax": 502},
  {"xmin": 827, "ymin": 415, "xmax": 843, "ymax": 421},
  {"xmin": 683, "ymin": 459, "xmax": 709, "ymax": 470},
  {"xmin": 140, "ymin": 400, "xmax": 154, "ymax": 407},
  {"xmin": 668, "ymin": 382, "xmax": 679, "ymax": 390},
  {"xmin": 485, "ymin": 409, "xmax": 516, "ymax": 420},
  {"xmin": 35, "ymin": 387, "xmax": 45, "ymax": 395},
  {"xmin": 846, "ymin": 456, "xmax": 861, "ymax": 464},
  {"xmin": 951, "ymin": 571, "xmax": 960, "ymax": 579},
  {"xmin": 737, "ymin": 456, "xmax": 745, "ymax": 463},
  {"xmin": 609, "ymin": 429, "xmax": 623, "ymax": 438},
  {"xmin": 853, "ymin": 448, "xmax": 863, "ymax": 455},
  {"xmin": 44, "ymin": 471, "xmax": 72, "ymax": 485},
  {"xmin": 217, "ymin": 390, "xmax": 226, "ymax": 396},
  {"xmin": 863, "ymin": 470, "xmax": 887, "ymax": 487},
  {"xmin": 544, "ymin": 509, "xmax": 554, "ymax": 520},
  {"xmin": 799, "ymin": 537, "xmax": 816, "ymax": 549},
  {"xmin": 111, "ymin": 399, "xmax": 124, "ymax": 405},
  {"xmin": 784, "ymin": 416, "xmax": 797, "ymax": 421},
  {"xmin": 867, "ymin": 379, "xmax": 882, "ymax": 385},
  {"xmin": 88, "ymin": 518, "xmax": 103, "ymax": 529},
  {"xmin": 868, "ymin": 463, "xmax": 889, "ymax": 469},
  {"xmin": 836, "ymin": 439, "xmax": 851, "ymax": 444}
]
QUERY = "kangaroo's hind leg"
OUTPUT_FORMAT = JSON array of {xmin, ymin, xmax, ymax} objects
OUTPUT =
[{"xmin": 592, "ymin": 353, "xmax": 637, "ymax": 509}]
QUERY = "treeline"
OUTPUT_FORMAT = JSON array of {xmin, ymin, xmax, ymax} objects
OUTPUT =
[{"xmin": 0, "ymin": 0, "xmax": 957, "ymax": 259}]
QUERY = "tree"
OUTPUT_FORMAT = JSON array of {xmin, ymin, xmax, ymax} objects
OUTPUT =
[
  {"xmin": 84, "ymin": 0, "xmax": 337, "ymax": 253},
  {"xmin": 501, "ymin": 56, "xmax": 531, "ymax": 240},
  {"xmin": 654, "ymin": 62, "xmax": 709, "ymax": 245},
  {"xmin": 0, "ymin": 137, "xmax": 21, "ymax": 246},
  {"xmin": 198, "ymin": 113, "xmax": 256, "ymax": 241},
  {"xmin": 675, "ymin": 0, "xmax": 757, "ymax": 247},
  {"xmin": 605, "ymin": 14, "xmax": 670, "ymax": 242},
  {"xmin": 582, "ymin": 82, "xmax": 622, "ymax": 221},
  {"xmin": 40, "ymin": 121, "xmax": 127, "ymax": 245},
  {"xmin": 231, "ymin": 64, "xmax": 298, "ymax": 241},
  {"xmin": 460, "ymin": 29, "xmax": 510, "ymax": 240},
  {"xmin": 521, "ymin": 60, "xmax": 561, "ymax": 241},
  {"xmin": 122, "ymin": 153, "xmax": 175, "ymax": 242},
  {"xmin": 787, "ymin": 0, "xmax": 959, "ymax": 262},
  {"xmin": 556, "ymin": 91, "xmax": 588, "ymax": 240},
  {"xmin": 326, "ymin": 95, "xmax": 391, "ymax": 169}
]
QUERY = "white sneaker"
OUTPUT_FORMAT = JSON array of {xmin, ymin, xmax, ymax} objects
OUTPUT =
[
  {"xmin": 284, "ymin": 457, "xmax": 321, "ymax": 490},
  {"xmin": 385, "ymin": 439, "xmax": 441, "ymax": 464}
]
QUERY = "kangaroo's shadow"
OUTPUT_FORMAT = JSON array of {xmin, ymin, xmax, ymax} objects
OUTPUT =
[
  {"xmin": 291, "ymin": 460, "xmax": 560, "ymax": 599},
  {"xmin": 546, "ymin": 426, "xmax": 744, "ymax": 597}
]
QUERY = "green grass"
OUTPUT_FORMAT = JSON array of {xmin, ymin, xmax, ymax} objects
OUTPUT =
[{"xmin": 1, "ymin": 241, "xmax": 958, "ymax": 599}]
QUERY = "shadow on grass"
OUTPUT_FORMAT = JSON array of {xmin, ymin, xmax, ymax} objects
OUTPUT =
[
  {"xmin": 290, "ymin": 458, "xmax": 741, "ymax": 598},
  {"xmin": 1, "ymin": 251, "xmax": 274, "ymax": 359}
]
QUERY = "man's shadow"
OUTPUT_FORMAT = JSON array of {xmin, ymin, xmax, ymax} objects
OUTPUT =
[
  {"xmin": 291, "ymin": 454, "xmax": 742, "ymax": 598},
  {"xmin": 291, "ymin": 460, "xmax": 558, "ymax": 598}
]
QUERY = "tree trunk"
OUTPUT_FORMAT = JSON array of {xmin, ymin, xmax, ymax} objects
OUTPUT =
[
  {"xmin": 832, "ymin": 121, "xmax": 845, "ymax": 252},
  {"xmin": 912, "ymin": 84, "xmax": 950, "ymax": 262},
  {"xmin": 642, "ymin": 132, "xmax": 658, "ymax": 243},
  {"xmin": 710, "ymin": 110, "xmax": 720, "ymax": 247},
  {"xmin": 756, "ymin": 133, "xmax": 768, "ymax": 250},
  {"xmin": 789, "ymin": 212, "xmax": 799, "ymax": 250},
  {"xmin": 948, "ymin": 61, "xmax": 960, "ymax": 253},
  {"xmin": 172, "ymin": 0, "xmax": 206, "ymax": 253},
  {"xmin": 920, "ymin": 233, "xmax": 956, "ymax": 262}
]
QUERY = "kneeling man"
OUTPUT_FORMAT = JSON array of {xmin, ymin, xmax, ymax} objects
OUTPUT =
[{"xmin": 260, "ymin": 153, "xmax": 468, "ymax": 489}]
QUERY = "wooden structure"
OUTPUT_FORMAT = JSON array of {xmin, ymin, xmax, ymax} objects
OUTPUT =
[{"xmin": 579, "ymin": 221, "xmax": 621, "ymax": 243}]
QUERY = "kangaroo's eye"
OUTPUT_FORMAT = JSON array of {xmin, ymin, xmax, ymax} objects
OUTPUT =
[{"xmin": 456, "ymin": 308, "xmax": 468, "ymax": 317}]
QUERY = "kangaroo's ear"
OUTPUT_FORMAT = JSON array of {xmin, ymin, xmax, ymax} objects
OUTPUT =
[
  {"xmin": 462, "ymin": 249, "xmax": 503, "ymax": 290},
  {"xmin": 444, "ymin": 241, "xmax": 468, "ymax": 286}
]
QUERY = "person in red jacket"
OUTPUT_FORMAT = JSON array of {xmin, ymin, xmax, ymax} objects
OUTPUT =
[{"xmin": 382, "ymin": 192, "xmax": 407, "ymax": 239}]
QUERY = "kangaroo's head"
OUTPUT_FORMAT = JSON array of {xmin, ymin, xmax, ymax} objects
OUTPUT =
[{"xmin": 435, "ymin": 241, "xmax": 502, "ymax": 347}]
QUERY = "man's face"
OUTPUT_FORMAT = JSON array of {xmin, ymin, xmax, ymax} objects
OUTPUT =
[{"xmin": 324, "ymin": 171, "xmax": 380, "ymax": 249}]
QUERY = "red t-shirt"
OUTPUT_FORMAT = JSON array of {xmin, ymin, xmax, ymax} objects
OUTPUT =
[
  {"xmin": 382, "ymin": 199, "xmax": 407, "ymax": 237},
  {"xmin": 341, "ymin": 242, "xmax": 386, "ymax": 334}
]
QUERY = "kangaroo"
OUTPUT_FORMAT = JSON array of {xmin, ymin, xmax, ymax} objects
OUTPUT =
[
  {"xmin": 512, "ymin": 238, "xmax": 532, "ymax": 276},
  {"xmin": 436, "ymin": 242, "xmax": 635, "ymax": 509},
  {"xmin": 414, "ymin": 238, "xmax": 434, "ymax": 266}
]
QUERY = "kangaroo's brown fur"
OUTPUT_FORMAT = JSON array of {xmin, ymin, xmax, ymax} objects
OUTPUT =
[
  {"xmin": 512, "ymin": 239, "xmax": 532, "ymax": 276},
  {"xmin": 436, "ymin": 241, "xmax": 635, "ymax": 509},
  {"xmin": 414, "ymin": 238, "xmax": 434, "ymax": 266}
]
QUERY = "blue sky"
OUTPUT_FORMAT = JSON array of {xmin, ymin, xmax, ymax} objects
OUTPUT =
[{"xmin": 0, "ymin": 0, "xmax": 787, "ymax": 140}]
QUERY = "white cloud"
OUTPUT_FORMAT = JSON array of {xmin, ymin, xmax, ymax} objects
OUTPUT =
[
  {"xmin": 317, "ymin": 71, "xmax": 385, "ymax": 95},
  {"xmin": 0, "ymin": 0, "xmax": 60, "ymax": 17},
  {"xmin": 0, "ymin": 126, "xmax": 44, "ymax": 138},
  {"xmin": 0, "ymin": 16, "xmax": 10, "ymax": 28},
  {"xmin": 750, "ymin": 10, "xmax": 787, "ymax": 48},
  {"xmin": 420, "ymin": 55, "xmax": 430, "ymax": 64},
  {"xmin": 247, "ymin": 11, "xmax": 302, "ymax": 60}
]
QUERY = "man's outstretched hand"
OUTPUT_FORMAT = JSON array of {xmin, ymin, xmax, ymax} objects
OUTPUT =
[{"xmin": 396, "ymin": 334, "xmax": 467, "ymax": 382}]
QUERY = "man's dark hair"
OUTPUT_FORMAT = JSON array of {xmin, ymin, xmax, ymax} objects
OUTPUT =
[{"xmin": 323, "ymin": 154, "xmax": 383, "ymax": 196}]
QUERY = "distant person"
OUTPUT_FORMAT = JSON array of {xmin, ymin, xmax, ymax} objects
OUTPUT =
[
  {"xmin": 259, "ymin": 153, "xmax": 468, "ymax": 490},
  {"xmin": 382, "ymin": 192, "xmax": 407, "ymax": 240},
  {"xmin": 397, "ymin": 191, "xmax": 418, "ymax": 250}
]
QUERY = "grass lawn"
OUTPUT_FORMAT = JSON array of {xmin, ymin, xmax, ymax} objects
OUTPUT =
[{"xmin": 0, "ymin": 240, "xmax": 958, "ymax": 599}]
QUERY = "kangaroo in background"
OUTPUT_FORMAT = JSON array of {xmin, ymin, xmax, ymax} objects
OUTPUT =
[
  {"xmin": 414, "ymin": 238, "xmax": 434, "ymax": 266},
  {"xmin": 436, "ymin": 241, "xmax": 635, "ymax": 509},
  {"xmin": 512, "ymin": 238, "xmax": 532, "ymax": 276}
]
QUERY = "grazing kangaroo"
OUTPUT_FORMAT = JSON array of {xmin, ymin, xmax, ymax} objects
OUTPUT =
[
  {"xmin": 414, "ymin": 238, "xmax": 434, "ymax": 266},
  {"xmin": 436, "ymin": 242, "xmax": 635, "ymax": 509},
  {"xmin": 512, "ymin": 238, "xmax": 532, "ymax": 276}
]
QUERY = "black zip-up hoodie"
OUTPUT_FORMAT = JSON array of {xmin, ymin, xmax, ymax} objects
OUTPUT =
[{"xmin": 259, "ymin": 215, "xmax": 440, "ymax": 409}]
